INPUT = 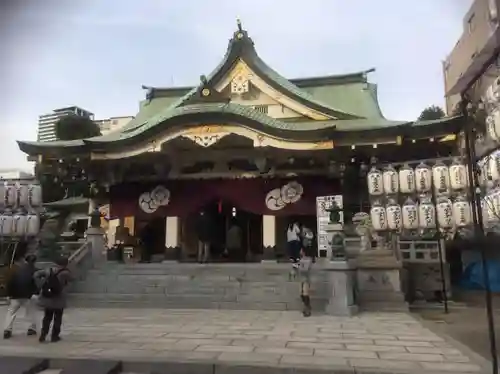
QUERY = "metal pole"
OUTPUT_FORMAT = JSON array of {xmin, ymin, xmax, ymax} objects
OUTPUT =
[
  {"xmin": 436, "ymin": 236, "xmax": 449, "ymax": 313},
  {"xmin": 431, "ymin": 187, "xmax": 449, "ymax": 313},
  {"xmin": 462, "ymin": 98, "xmax": 498, "ymax": 373}
]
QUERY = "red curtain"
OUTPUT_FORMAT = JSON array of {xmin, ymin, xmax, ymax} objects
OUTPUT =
[{"xmin": 110, "ymin": 177, "xmax": 340, "ymax": 219}]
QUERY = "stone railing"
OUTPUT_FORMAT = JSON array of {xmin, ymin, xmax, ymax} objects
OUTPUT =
[{"xmin": 68, "ymin": 241, "xmax": 93, "ymax": 282}]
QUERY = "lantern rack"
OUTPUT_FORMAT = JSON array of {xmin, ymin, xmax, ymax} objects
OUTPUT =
[
  {"xmin": 375, "ymin": 156, "xmax": 457, "ymax": 169},
  {"xmin": 0, "ymin": 179, "xmax": 43, "ymax": 268}
]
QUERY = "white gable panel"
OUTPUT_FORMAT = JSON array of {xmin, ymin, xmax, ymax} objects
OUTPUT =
[{"xmin": 215, "ymin": 59, "xmax": 332, "ymax": 120}]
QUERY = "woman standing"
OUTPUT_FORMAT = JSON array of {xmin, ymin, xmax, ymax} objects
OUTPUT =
[
  {"xmin": 286, "ymin": 222, "xmax": 301, "ymax": 278},
  {"xmin": 299, "ymin": 231, "xmax": 316, "ymax": 317}
]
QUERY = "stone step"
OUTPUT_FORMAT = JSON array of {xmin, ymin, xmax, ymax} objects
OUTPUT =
[
  {"xmin": 72, "ymin": 280, "xmax": 328, "ymax": 295},
  {"xmin": 68, "ymin": 293, "xmax": 327, "ymax": 311}
]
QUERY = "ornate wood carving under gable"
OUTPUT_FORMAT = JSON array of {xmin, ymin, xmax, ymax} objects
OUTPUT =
[
  {"xmin": 182, "ymin": 133, "xmax": 229, "ymax": 147},
  {"xmin": 181, "ymin": 125, "xmax": 229, "ymax": 148}
]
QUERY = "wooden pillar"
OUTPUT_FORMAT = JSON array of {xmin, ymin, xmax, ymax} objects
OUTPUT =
[
  {"xmin": 165, "ymin": 216, "xmax": 180, "ymax": 260},
  {"xmin": 262, "ymin": 215, "xmax": 276, "ymax": 261}
]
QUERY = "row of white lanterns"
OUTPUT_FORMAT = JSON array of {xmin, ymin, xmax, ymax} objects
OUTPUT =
[
  {"xmin": 367, "ymin": 159, "xmax": 469, "ymax": 196},
  {"xmin": 370, "ymin": 196, "xmax": 472, "ymax": 232},
  {"xmin": 0, "ymin": 212, "xmax": 40, "ymax": 237},
  {"xmin": 0, "ymin": 181, "xmax": 42, "ymax": 208}
]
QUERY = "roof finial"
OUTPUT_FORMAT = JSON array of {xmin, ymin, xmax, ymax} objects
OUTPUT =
[{"xmin": 236, "ymin": 18, "xmax": 242, "ymax": 32}]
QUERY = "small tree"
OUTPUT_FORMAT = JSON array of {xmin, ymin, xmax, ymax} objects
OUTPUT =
[
  {"xmin": 418, "ymin": 105, "xmax": 445, "ymax": 121},
  {"xmin": 55, "ymin": 115, "xmax": 101, "ymax": 141}
]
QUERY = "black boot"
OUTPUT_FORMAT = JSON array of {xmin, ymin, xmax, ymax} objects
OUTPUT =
[
  {"xmin": 302, "ymin": 295, "xmax": 311, "ymax": 317},
  {"xmin": 27, "ymin": 329, "xmax": 37, "ymax": 336},
  {"xmin": 3, "ymin": 331, "xmax": 12, "ymax": 339}
]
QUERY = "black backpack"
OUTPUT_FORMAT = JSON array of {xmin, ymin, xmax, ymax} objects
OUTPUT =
[{"xmin": 41, "ymin": 269, "xmax": 64, "ymax": 298}]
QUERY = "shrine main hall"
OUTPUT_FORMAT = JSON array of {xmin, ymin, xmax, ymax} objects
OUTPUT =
[{"xmin": 17, "ymin": 22, "xmax": 460, "ymax": 262}]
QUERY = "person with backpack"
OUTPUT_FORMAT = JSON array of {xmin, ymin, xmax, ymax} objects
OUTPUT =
[
  {"xmin": 34, "ymin": 256, "xmax": 71, "ymax": 343},
  {"xmin": 3, "ymin": 254, "xmax": 39, "ymax": 339}
]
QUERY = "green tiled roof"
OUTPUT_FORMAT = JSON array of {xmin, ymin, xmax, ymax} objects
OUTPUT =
[
  {"xmin": 88, "ymin": 103, "xmax": 338, "ymax": 143},
  {"xmin": 17, "ymin": 24, "xmax": 463, "ymax": 156},
  {"xmin": 301, "ymin": 82, "xmax": 385, "ymax": 119}
]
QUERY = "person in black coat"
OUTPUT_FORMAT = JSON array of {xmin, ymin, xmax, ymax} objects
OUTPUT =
[
  {"xmin": 3, "ymin": 254, "xmax": 39, "ymax": 339},
  {"xmin": 196, "ymin": 211, "xmax": 212, "ymax": 263}
]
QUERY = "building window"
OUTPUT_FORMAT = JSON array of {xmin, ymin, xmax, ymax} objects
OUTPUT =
[
  {"xmin": 468, "ymin": 13, "xmax": 475, "ymax": 33},
  {"xmin": 253, "ymin": 105, "xmax": 268, "ymax": 114}
]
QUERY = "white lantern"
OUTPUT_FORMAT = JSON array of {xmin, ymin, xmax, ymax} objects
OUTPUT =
[
  {"xmin": 486, "ymin": 109, "xmax": 500, "ymax": 143},
  {"xmin": 382, "ymin": 165, "xmax": 399, "ymax": 195},
  {"xmin": 415, "ymin": 162, "xmax": 432, "ymax": 193},
  {"xmin": 12, "ymin": 213, "xmax": 27, "ymax": 237},
  {"xmin": 485, "ymin": 187, "xmax": 500, "ymax": 222},
  {"xmin": 386, "ymin": 199, "xmax": 402, "ymax": 231},
  {"xmin": 432, "ymin": 161, "xmax": 450, "ymax": 194},
  {"xmin": 26, "ymin": 214, "xmax": 40, "ymax": 236},
  {"xmin": 489, "ymin": 150, "xmax": 500, "ymax": 182},
  {"xmin": 449, "ymin": 159, "xmax": 468, "ymax": 191},
  {"xmin": 436, "ymin": 197, "xmax": 454, "ymax": 229},
  {"xmin": 17, "ymin": 182, "xmax": 29, "ymax": 208},
  {"xmin": 370, "ymin": 202, "xmax": 388, "ymax": 231},
  {"xmin": 402, "ymin": 198, "xmax": 419, "ymax": 230},
  {"xmin": 418, "ymin": 199, "xmax": 436, "ymax": 229},
  {"xmin": 453, "ymin": 196, "xmax": 472, "ymax": 227},
  {"xmin": 0, "ymin": 213, "xmax": 13, "ymax": 236},
  {"xmin": 28, "ymin": 183, "xmax": 42, "ymax": 207},
  {"xmin": 482, "ymin": 156, "xmax": 493, "ymax": 186},
  {"xmin": 482, "ymin": 198, "xmax": 492, "ymax": 226},
  {"xmin": 399, "ymin": 164, "xmax": 415, "ymax": 194},
  {"xmin": 367, "ymin": 167, "xmax": 384, "ymax": 196},
  {"xmin": 5, "ymin": 182, "xmax": 17, "ymax": 207}
]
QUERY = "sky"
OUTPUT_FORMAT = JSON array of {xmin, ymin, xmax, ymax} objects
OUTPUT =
[{"xmin": 0, "ymin": 0, "xmax": 473, "ymax": 172}]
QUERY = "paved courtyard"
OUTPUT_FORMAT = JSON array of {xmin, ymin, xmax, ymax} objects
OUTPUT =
[{"xmin": 0, "ymin": 306, "xmax": 491, "ymax": 373}]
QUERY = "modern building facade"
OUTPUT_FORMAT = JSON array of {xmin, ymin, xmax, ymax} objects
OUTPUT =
[
  {"xmin": 0, "ymin": 169, "xmax": 33, "ymax": 180},
  {"xmin": 444, "ymin": 0, "xmax": 500, "ymax": 113},
  {"xmin": 37, "ymin": 106, "xmax": 94, "ymax": 142}
]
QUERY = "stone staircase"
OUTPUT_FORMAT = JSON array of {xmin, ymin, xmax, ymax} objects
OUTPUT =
[{"xmin": 69, "ymin": 262, "xmax": 330, "ymax": 311}]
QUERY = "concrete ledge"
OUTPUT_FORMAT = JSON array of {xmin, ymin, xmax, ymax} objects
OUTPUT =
[
  {"xmin": 51, "ymin": 358, "xmax": 121, "ymax": 374},
  {"xmin": 0, "ymin": 354, "xmax": 487, "ymax": 374},
  {"xmin": 50, "ymin": 360, "xmax": 476, "ymax": 374},
  {"xmin": 0, "ymin": 356, "xmax": 48, "ymax": 374}
]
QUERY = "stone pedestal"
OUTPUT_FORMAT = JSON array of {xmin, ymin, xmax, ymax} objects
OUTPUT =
[
  {"xmin": 356, "ymin": 249, "xmax": 408, "ymax": 312},
  {"xmin": 324, "ymin": 260, "xmax": 358, "ymax": 316},
  {"xmin": 86, "ymin": 227, "xmax": 105, "ymax": 264}
]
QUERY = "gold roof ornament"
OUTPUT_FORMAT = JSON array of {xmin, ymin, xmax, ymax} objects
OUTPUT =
[{"xmin": 235, "ymin": 18, "xmax": 244, "ymax": 39}]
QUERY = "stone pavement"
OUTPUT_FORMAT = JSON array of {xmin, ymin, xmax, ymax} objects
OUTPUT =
[
  {"xmin": 0, "ymin": 306, "xmax": 491, "ymax": 373},
  {"xmin": 417, "ymin": 307, "xmax": 500, "ymax": 364}
]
